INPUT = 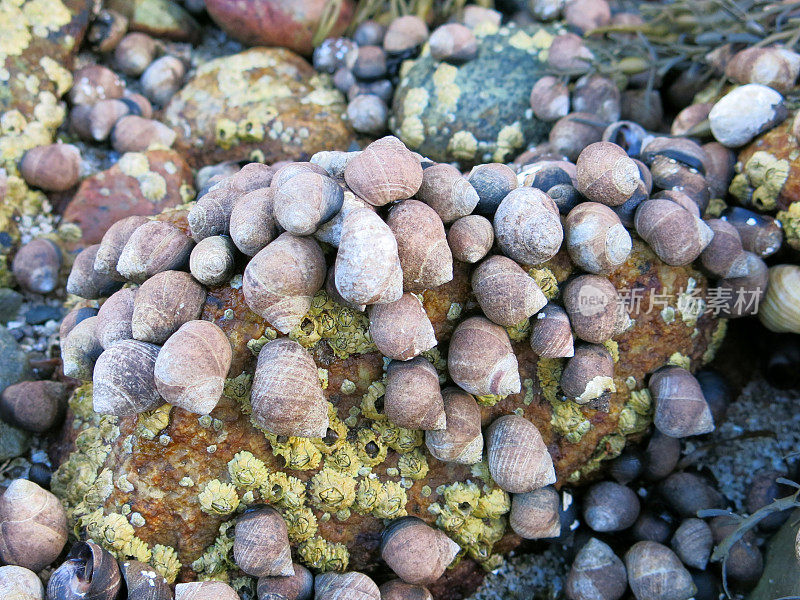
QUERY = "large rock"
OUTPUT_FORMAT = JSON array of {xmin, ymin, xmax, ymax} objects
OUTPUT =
[
  {"xmin": 62, "ymin": 150, "xmax": 194, "ymax": 245},
  {"xmin": 163, "ymin": 48, "xmax": 355, "ymax": 168},
  {"xmin": 391, "ymin": 22, "xmax": 554, "ymax": 165}
]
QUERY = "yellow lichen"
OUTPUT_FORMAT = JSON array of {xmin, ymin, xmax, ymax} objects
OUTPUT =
[
  {"xmin": 138, "ymin": 172, "xmax": 167, "ymax": 202},
  {"xmin": 198, "ymin": 479, "xmax": 240, "ymax": 515},
  {"xmin": 493, "ymin": 123, "xmax": 525, "ymax": 162},
  {"xmin": 117, "ymin": 152, "xmax": 150, "ymax": 178},
  {"xmin": 215, "ymin": 118, "xmax": 239, "ymax": 149},
  {"xmin": 402, "ymin": 87, "xmax": 430, "ymax": 116},
  {"xmin": 227, "ymin": 451, "xmax": 268, "ymax": 489},
  {"xmin": 448, "ymin": 130, "xmax": 478, "ymax": 161},
  {"xmin": 309, "ymin": 468, "xmax": 356, "ymax": 512},
  {"xmin": 702, "ymin": 319, "xmax": 728, "ymax": 364},
  {"xmin": 476, "ymin": 394, "xmax": 505, "ymax": 407},
  {"xmin": 400, "ymin": 116, "xmax": 426, "ymax": 148},
  {"xmin": 505, "ymin": 318, "xmax": 531, "ymax": 342}
]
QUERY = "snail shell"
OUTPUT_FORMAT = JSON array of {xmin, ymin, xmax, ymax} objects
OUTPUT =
[
  {"xmin": 583, "ymin": 481, "xmax": 641, "ymax": 532},
  {"xmin": 384, "ymin": 357, "xmax": 445, "ymax": 431},
  {"xmin": 486, "ymin": 414, "xmax": 556, "ymax": 493},
  {"xmin": 273, "ymin": 171, "xmax": 344, "ymax": 235},
  {"xmin": 19, "ymin": 143, "xmax": 81, "ymax": 192},
  {"xmin": 467, "ymin": 163, "xmax": 518, "ymax": 216},
  {"xmin": 425, "ymin": 387, "xmax": 482, "ymax": 464},
  {"xmin": 560, "ymin": 343, "xmax": 615, "ymax": 404},
  {"xmin": 562, "ymin": 275, "xmax": 620, "ymax": 344},
  {"xmin": 725, "ymin": 46, "xmax": 800, "ymax": 93},
  {"xmin": 0, "ymin": 479, "xmax": 68, "ymax": 572},
  {"xmin": 625, "ymin": 541, "xmax": 696, "ymax": 600},
  {"xmin": 234, "ymin": 506, "xmax": 293, "ymax": 577},
  {"xmin": 759, "ymin": 264, "xmax": 800, "ymax": 334},
  {"xmin": 383, "ymin": 15, "xmax": 429, "ymax": 52},
  {"xmin": 66, "ymin": 244, "xmax": 123, "ymax": 299},
  {"xmin": 47, "ymin": 541, "xmax": 121, "ymax": 600},
  {"xmin": 565, "ymin": 202, "xmax": 632, "ymax": 274},
  {"xmin": 11, "ymin": 238, "xmax": 62, "ymax": 294},
  {"xmin": 250, "ymin": 338, "xmax": 329, "ymax": 438},
  {"xmin": 720, "ymin": 206, "xmax": 782, "ymax": 258},
  {"xmin": 634, "ymin": 198, "xmax": 714, "ymax": 266},
  {"xmin": 270, "ymin": 161, "xmax": 327, "ymax": 189},
  {"xmin": 576, "ymin": 141, "xmax": 642, "ymax": 206},
  {"xmin": 61, "ymin": 315, "xmax": 103, "ymax": 381},
  {"xmin": 111, "ymin": 115, "xmax": 177, "ymax": 153},
  {"xmin": 94, "ymin": 215, "xmax": 149, "ymax": 280},
  {"xmin": 380, "ymin": 517, "xmax": 460, "ymax": 586},
  {"xmin": 228, "ymin": 162, "xmax": 276, "ymax": 191},
  {"xmin": 566, "ymin": 538, "xmax": 627, "ymax": 600},
  {"xmin": 416, "ymin": 163, "xmax": 479, "ymax": 224},
  {"xmin": 671, "ymin": 518, "xmax": 713, "ymax": 570},
  {"xmin": 369, "ymin": 293, "xmax": 436, "ymax": 361},
  {"xmin": 59, "ymin": 306, "xmax": 98, "ymax": 341},
  {"xmin": 229, "ymin": 187, "xmax": 278, "ymax": 256},
  {"xmin": 387, "ymin": 199, "xmax": 453, "ymax": 292},
  {"xmin": 334, "ymin": 208, "xmax": 403, "ymax": 306},
  {"xmin": 315, "ymin": 572, "xmax": 381, "ymax": 600},
  {"xmin": 344, "ymin": 135, "xmax": 423, "ymax": 207},
  {"xmin": 154, "ymin": 320, "xmax": 232, "ymax": 415},
  {"xmin": 494, "ymin": 187, "xmax": 563, "ymax": 265},
  {"xmin": 0, "ymin": 565, "xmax": 44, "ymax": 600},
  {"xmin": 117, "ymin": 221, "xmax": 195, "ymax": 284},
  {"xmin": 189, "ymin": 235, "xmax": 236, "ymax": 287},
  {"xmin": 95, "ymin": 287, "xmax": 137, "ymax": 349},
  {"xmin": 529, "ymin": 76, "xmax": 570, "ymax": 122},
  {"xmin": 256, "ymin": 563, "xmax": 314, "ymax": 600},
  {"xmin": 314, "ymin": 190, "xmax": 374, "ymax": 248},
  {"xmin": 510, "ymin": 486, "xmax": 561, "ymax": 539},
  {"xmin": 175, "ymin": 582, "xmax": 239, "ymax": 600},
  {"xmin": 447, "ymin": 215, "xmax": 494, "ymax": 264},
  {"xmin": 187, "ymin": 180, "xmax": 241, "ymax": 241},
  {"xmin": 131, "ymin": 270, "xmax": 207, "ymax": 344},
  {"xmin": 379, "ymin": 579, "xmax": 433, "ymax": 600},
  {"xmin": 530, "ymin": 303, "xmax": 574, "ymax": 358},
  {"xmin": 472, "ymin": 255, "xmax": 547, "ymax": 326},
  {"xmin": 120, "ymin": 560, "xmax": 172, "ymax": 600},
  {"xmin": 700, "ymin": 219, "xmax": 749, "ymax": 278},
  {"xmin": 92, "ymin": 339, "xmax": 162, "ymax": 416},
  {"xmin": 447, "ymin": 316, "xmax": 520, "ymax": 396},
  {"xmin": 716, "ymin": 252, "xmax": 768, "ymax": 318},
  {"xmin": 428, "ymin": 23, "xmax": 478, "ymax": 62},
  {"xmin": 243, "ymin": 232, "xmax": 326, "ymax": 334},
  {"xmin": 649, "ymin": 366, "xmax": 714, "ymax": 438}
]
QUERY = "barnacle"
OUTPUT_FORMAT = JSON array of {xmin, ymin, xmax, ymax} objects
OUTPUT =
[
  {"xmin": 298, "ymin": 536, "xmax": 349, "ymax": 572},
  {"xmin": 398, "ymin": 449, "xmax": 429, "ymax": 480},
  {"xmin": 309, "ymin": 468, "xmax": 356, "ymax": 512},
  {"xmin": 372, "ymin": 480, "xmax": 408, "ymax": 519},
  {"xmin": 267, "ymin": 434, "xmax": 323, "ymax": 471},
  {"xmin": 280, "ymin": 505, "xmax": 318, "ymax": 543},
  {"xmin": 99, "ymin": 512, "xmax": 135, "ymax": 551},
  {"xmin": 192, "ymin": 522, "xmax": 235, "ymax": 577},
  {"xmin": 151, "ymin": 544, "xmax": 182, "ymax": 583},
  {"xmin": 354, "ymin": 477, "xmax": 381, "ymax": 514},
  {"xmin": 729, "ymin": 151, "xmax": 790, "ymax": 211},
  {"xmin": 198, "ymin": 479, "xmax": 240, "ymax": 515},
  {"xmin": 261, "ymin": 472, "xmax": 306, "ymax": 509},
  {"xmin": 228, "ymin": 451, "xmax": 269, "ymax": 488},
  {"xmin": 355, "ymin": 427, "xmax": 388, "ymax": 467},
  {"xmin": 777, "ymin": 202, "xmax": 800, "ymax": 250},
  {"xmin": 135, "ymin": 404, "xmax": 172, "ymax": 440}
]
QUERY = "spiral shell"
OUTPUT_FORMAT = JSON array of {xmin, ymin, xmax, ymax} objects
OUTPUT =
[
  {"xmin": 468, "ymin": 163, "xmax": 518, "ymax": 216},
  {"xmin": 96, "ymin": 287, "xmax": 137, "ymax": 349},
  {"xmin": 94, "ymin": 215, "xmax": 149, "ymax": 280},
  {"xmin": 243, "ymin": 233, "xmax": 326, "ymax": 334},
  {"xmin": 229, "ymin": 187, "xmax": 278, "ymax": 256},
  {"xmin": 700, "ymin": 219, "xmax": 749, "ymax": 279},
  {"xmin": 486, "ymin": 414, "xmax": 556, "ymax": 494},
  {"xmin": 429, "ymin": 23, "xmax": 478, "ymax": 62},
  {"xmin": 447, "ymin": 316, "xmax": 520, "ymax": 396},
  {"xmin": 175, "ymin": 582, "xmax": 239, "ymax": 600},
  {"xmin": 725, "ymin": 47, "xmax": 800, "ymax": 93},
  {"xmin": 189, "ymin": 235, "xmax": 236, "ymax": 287},
  {"xmin": 270, "ymin": 161, "xmax": 327, "ymax": 189},
  {"xmin": 649, "ymin": 366, "xmax": 714, "ymax": 438},
  {"xmin": 625, "ymin": 542, "xmax": 696, "ymax": 600},
  {"xmin": 583, "ymin": 481, "xmax": 640, "ymax": 532},
  {"xmin": 510, "ymin": 486, "xmax": 561, "ymax": 539},
  {"xmin": 387, "ymin": 199, "xmax": 453, "ymax": 291},
  {"xmin": 256, "ymin": 563, "xmax": 314, "ymax": 600},
  {"xmin": 671, "ymin": 518, "xmax": 713, "ymax": 570},
  {"xmin": 416, "ymin": 164, "xmax": 479, "ymax": 224},
  {"xmin": 494, "ymin": 187, "xmax": 563, "ymax": 265},
  {"xmin": 47, "ymin": 541, "xmax": 121, "ymax": 600},
  {"xmin": 334, "ymin": 208, "xmax": 403, "ymax": 306},
  {"xmin": 120, "ymin": 560, "xmax": 172, "ymax": 600},
  {"xmin": 273, "ymin": 171, "xmax": 344, "ymax": 235},
  {"xmin": 0, "ymin": 565, "xmax": 44, "ymax": 600},
  {"xmin": 566, "ymin": 538, "xmax": 627, "ymax": 600},
  {"xmin": 92, "ymin": 339, "xmax": 162, "ymax": 416},
  {"xmin": 530, "ymin": 303, "xmax": 574, "ymax": 358},
  {"xmin": 154, "ymin": 320, "xmax": 232, "ymax": 415},
  {"xmin": 61, "ymin": 315, "xmax": 103, "ymax": 381},
  {"xmin": 447, "ymin": 215, "xmax": 494, "ymax": 263},
  {"xmin": 187, "ymin": 180, "xmax": 241, "ymax": 241},
  {"xmin": 576, "ymin": 142, "xmax": 642, "ymax": 206},
  {"xmin": 369, "ymin": 293, "xmax": 437, "ymax": 361},
  {"xmin": 425, "ymin": 387, "xmax": 482, "ymax": 464},
  {"xmin": 635, "ymin": 198, "xmax": 713, "ymax": 266},
  {"xmin": 561, "ymin": 343, "xmax": 615, "ymax": 404},
  {"xmin": 250, "ymin": 338, "xmax": 329, "ymax": 438},
  {"xmin": 132, "ymin": 270, "xmax": 207, "ymax": 344},
  {"xmin": 472, "ymin": 255, "xmax": 547, "ymax": 326},
  {"xmin": 66, "ymin": 244, "xmax": 123, "ymax": 300},
  {"xmin": 0, "ymin": 479, "xmax": 68, "ymax": 572},
  {"xmin": 117, "ymin": 221, "xmax": 195, "ymax": 284},
  {"xmin": 385, "ymin": 357, "xmax": 445, "ymax": 431},
  {"xmin": 565, "ymin": 202, "xmax": 632, "ymax": 274},
  {"xmin": 234, "ymin": 506, "xmax": 293, "ymax": 577},
  {"xmin": 379, "ymin": 580, "xmax": 433, "ymax": 600},
  {"xmin": 380, "ymin": 517, "xmax": 460, "ymax": 586},
  {"xmin": 562, "ymin": 275, "xmax": 620, "ymax": 344},
  {"xmin": 759, "ymin": 264, "xmax": 800, "ymax": 334},
  {"xmin": 315, "ymin": 572, "xmax": 381, "ymax": 600},
  {"xmin": 314, "ymin": 190, "xmax": 374, "ymax": 248},
  {"xmin": 20, "ymin": 143, "xmax": 81, "ymax": 192},
  {"xmin": 344, "ymin": 136, "xmax": 423, "ymax": 207}
]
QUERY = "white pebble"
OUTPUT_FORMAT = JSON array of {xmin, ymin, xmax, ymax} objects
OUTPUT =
[{"xmin": 709, "ymin": 83, "xmax": 785, "ymax": 147}]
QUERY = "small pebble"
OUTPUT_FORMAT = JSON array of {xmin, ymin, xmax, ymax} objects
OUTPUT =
[{"xmin": 709, "ymin": 84, "xmax": 786, "ymax": 147}]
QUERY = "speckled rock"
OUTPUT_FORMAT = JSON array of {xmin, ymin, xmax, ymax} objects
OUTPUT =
[
  {"xmin": 51, "ymin": 206, "xmax": 723, "ymax": 597},
  {"xmin": 62, "ymin": 149, "xmax": 195, "ymax": 245},
  {"xmin": 163, "ymin": 48, "xmax": 355, "ymax": 168},
  {"xmin": 0, "ymin": 325, "xmax": 31, "ymax": 393},
  {"xmin": 390, "ymin": 23, "xmax": 555, "ymax": 165}
]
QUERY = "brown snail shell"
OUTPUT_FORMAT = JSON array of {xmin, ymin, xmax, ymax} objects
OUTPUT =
[
  {"xmin": 510, "ymin": 486, "xmax": 561, "ymax": 539},
  {"xmin": 59, "ymin": 306, "xmax": 99, "ymax": 341},
  {"xmin": 447, "ymin": 215, "xmax": 494, "ymax": 264},
  {"xmin": 0, "ymin": 565, "xmax": 44, "ymax": 600},
  {"xmin": 387, "ymin": 199, "xmax": 453, "ymax": 291},
  {"xmin": 270, "ymin": 161, "xmax": 327, "ymax": 189},
  {"xmin": 625, "ymin": 541, "xmax": 696, "ymax": 600},
  {"xmin": 759, "ymin": 264, "xmax": 800, "ymax": 334},
  {"xmin": 273, "ymin": 171, "xmax": 344, "ymax": 235},
  {"xmin": 94, "ymin": 215, "xmax": 150, "ymax": 280},
  {"xmin": 369, "ymin": 293, "xmax": 437, "ymax": 361},
  {"xmin": 256, "ymin": 563, "xmax": 313, "ymax": 600},
  {"xmin": 380, "ymin": 517, "xmax": 460, "ymax": 586},
  {"xmin": 114, "ymin": 32, "xmax": 158, "ymax": 76},
  {"xmin": 416, "ymin": 163, "xmax": 479, "ymax": 224},
  {"xmin": 95, "ymin": 287, "xmax": 137, "ymax": 349},
  {"xmin": 472, "ymin": 255, "xmax": 547, "ymax": 326},
  {"xmin": 494, "ymin": 187, "xmax": 563, "ymax": 265},
  {"xmin": 447, "ymin": 316, "xmax": 520, "ymax": 396},
  {"xmin": 141, "ymin": 55, "xmax": 185, "ymax": 106},
  {"xmin": 649, "ymin": 366, "xmax": 714, "ymax": 438},
  {"xmin": 250, "ymin": 338, "xmax": 329, "ymax": 438},
  {"xmin": 314, "ymin": 572, "xmax": 381, "ymax": 600},
  {"xmin": 61, "ymin": 315, "xmax": 103, "ymax": 381},
  {"xmin": 334, "ymin": 208, "xmax": 403, "ymax": 306},
  {"xmin": 120, "ymin": 560, "xmax": 172, "ymax": 600},
  {"xmin": 187, "ymin": 179, "xmax": 242, "ymax": 241},
  {"xmin": 565, "ymin": 202, "xmax": 632, "ymax": 274},
  {"xmin": 486, "ymin": 414, "xmax": 556, "ymax": 493},
  {"xmin": 566, "ymin": 538, "xmax": 627, "ymax": 600},
  {"xmin": 175, "ymin": 582, "xmax": 239, "ymax": 600},
  {"xmin": 467, "ymin": 163, "xmax": 518, "ymax": 216},
  {"xmin": 384, "ymin": 357, "xmax": 445, "ymax": 431},
  {"xmin": 0, "ymin": 479, "xmax": 68, "ymax": 572},
  {"xmin": 311, "ymin": 150, "xmax": 360, "ymax": 180},
  {"xmin": 117, "ymin": 220, "xmax": 195, "ymax": 284},
  {"xmin": 234, "ymin": 506, "xmax": 293, "ymax": 577},
  {"xmin": 720, "ymin": 206, "xmax": 782, "ymax": 259},
  {"xmin": 154, "ymin": 320, "xmax": 232, "ymax": 414},
  {"xmin": 132, "ymin": 270, "xmax": 206, "ymax": 344},
  {"xmin": 725, "ymin": 47, "xmax": 800, "ymax": 93},
  {"xmin": 562, "ymin": 275, "xmax": 620, "ymax": 343},
  {"xmin": 560, "ymin": 343, "xmax": 615, "ymax": 404},
  {"xmin": 66, "ymin": 244, "xmax": 123, "ymax": 299},
  {"xmin": 425, "ymin": 387, "xmax": 482, "ymax": 464},
  {"xmin": 671, "ymin": 518, "xmax": 713, "ymax": 570},
  {"xmin": 111, "ymin": 116, "xmax": 177, "ymax": 153},
  {"xmin": 379, "ymin": 580, "xmax": 433, "ymax": 600},
  {"xmin": 0, "ymin": 380, "xmax": 67, "ymax": 433},
  {"xmin": 46, "ymin": 541, "xmax": 121, "ymax": 600},
  {"xmin": 229, "ymin": 187, "xmax": 278, "ymax": 256},
  {"xmin": 314, "ymin": 190, "xmax": 374, "ymax": 248},
  {"xmin": 189, "ymin": 235, "xmax": 236, "ymax": 287},
  {"xmin": 634, "ymin": 198, "xmax": 714, "ymax": 266},
  {"xmin": 243, "ymin": 232, "xmax": 326, "ymax": 334},
  {"xmin": 716, "ymin": 251, "xmax": 768, "ymax": 318},
  {"xmin": 530, "ymin": 303, "xmax": 574, "ymax": 358},
  {"xmin": 700, "ymin": 219, "xmax": 749, "ymax": 278},
  {"xmin": 11, "ymin": 238, "xmax": 62, "ymax": 294},
  {"xmin": 530, "ymin": 76, "xmax": 570, "ymax": 122},
  {"xmin": 19, "ymin": 143, "xmax": 81, "ymax": 192},
  {"xmin": 344, "ymin": 135, "xmax": 423, "ymax": 207},
  {"xmin": 69, "ymin": 64, "xmax": 124, "ymax": 106},
  {"xmin": 383, "ymin": 15, "xmax": 429, "ymax": 53},
  {"xmin": 92, "ymin": 339, "xmax": 162, "ymax": 416},
  {"xmin": 87, "ymin": 99, "xmax": 131, "ymax": 142},
  {"xmin": 428, "ymin": 23, "xmax": 478, "ymax": 62},
  {"xmin": 549, "ymin": 112, "xmax": 604, "ymax": 162},
  {"xmin": 576, "ymin": 142, "xmax": 642, "ymax": 206},
  {"xmin": 583, "ymin": 481, "xmax": 641, "ymax": 532}
]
